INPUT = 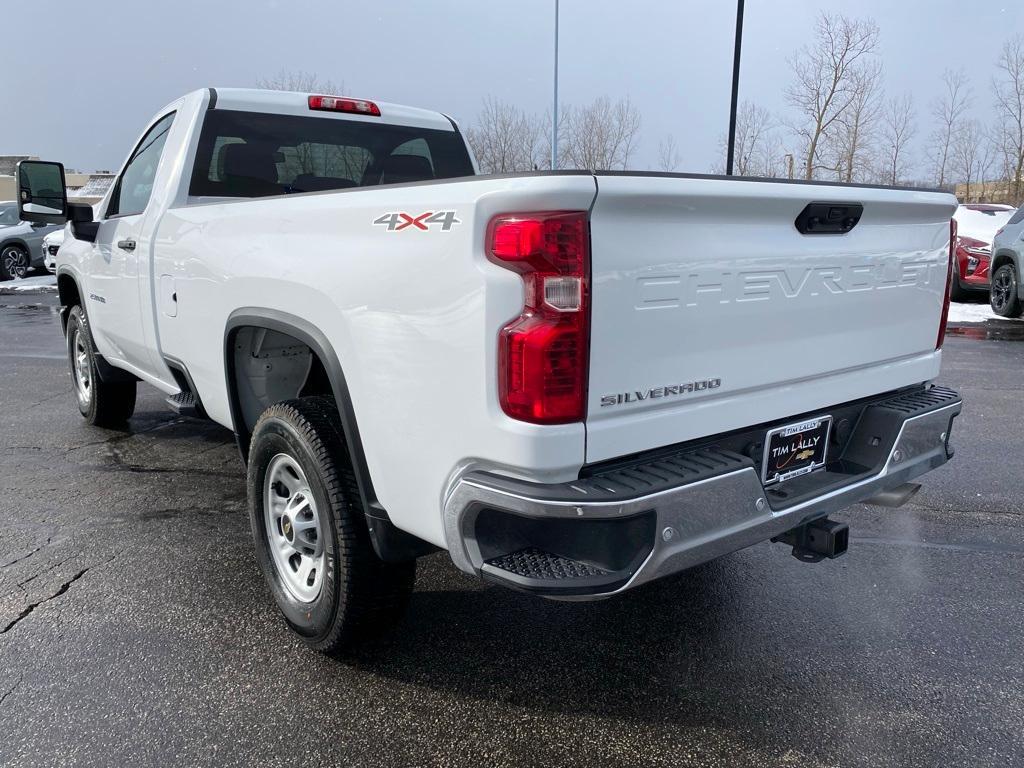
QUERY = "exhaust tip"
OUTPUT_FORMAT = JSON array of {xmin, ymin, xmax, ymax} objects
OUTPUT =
[{"xmin": 864, "ymin": 483, "xmax": 922, "ymax": 508}]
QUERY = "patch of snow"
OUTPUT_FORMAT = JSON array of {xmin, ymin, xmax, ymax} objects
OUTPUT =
[
  {"xmin": 947, "ymin": 300, "xmax": 1023, "ymax": 324},
  {"xmin": 0, "ymin": 274, "xmax": 57, "ymax": 294}
]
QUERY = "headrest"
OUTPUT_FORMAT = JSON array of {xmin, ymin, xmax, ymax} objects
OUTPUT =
[{"xmin": 378, "ymin": 154, "xmax": 434, "ymax": 185}]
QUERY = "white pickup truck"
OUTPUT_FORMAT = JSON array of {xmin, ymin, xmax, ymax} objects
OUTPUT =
[{"xmin": 18, "ymin": 88, "xmax": 962, "ymax": 653}]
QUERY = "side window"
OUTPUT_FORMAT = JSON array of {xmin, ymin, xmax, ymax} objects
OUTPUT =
[
  {"xmin": 0, "ymin": 206, "xmax": 18, "ymax": 226},
  {"xmin": 1010, "ymin": 206, "xmax": 1024, "ymax": 226},
  {"xmin": 107, "ymin": 112, "xmax": 175, "ymax": 218}
]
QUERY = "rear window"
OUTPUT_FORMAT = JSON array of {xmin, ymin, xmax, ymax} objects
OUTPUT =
[{"xmin": 189, "ymin": 110, "xmax": 474, "ymax": 198}]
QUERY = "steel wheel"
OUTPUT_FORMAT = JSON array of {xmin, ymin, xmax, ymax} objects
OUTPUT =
[
  {"xmin": 2, "ymin": 246, "xmax": 28, "ymax": 280},
  {"xmin": 71, "ymin": 326, "xmax": 92, "ymax": 408},
  {"xmin": 264, "ymin": 453, "xmax": 325, "ymax": 603}
]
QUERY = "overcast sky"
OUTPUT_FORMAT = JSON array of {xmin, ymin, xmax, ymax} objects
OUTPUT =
[{"xmin": 3, "ymin": 0, "xmax": 1021, "ymax": 177}]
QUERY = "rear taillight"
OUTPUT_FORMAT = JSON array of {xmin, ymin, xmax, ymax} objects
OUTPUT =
[
  {"xmin": 307, "ymin": 94, "xmax": 381, "ymax": 116},
  {"xmin": 487, "ymin": 212, "xmax": 590, "ymax": 424},
  {"xmin": 937, "ymin": 218, "xmax": 956, "ymax": 350}
]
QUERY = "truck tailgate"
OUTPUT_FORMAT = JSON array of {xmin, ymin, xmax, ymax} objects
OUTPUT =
[{"xmin": 585, "ymin": 174, "xmax": 957, "ymax": 463}]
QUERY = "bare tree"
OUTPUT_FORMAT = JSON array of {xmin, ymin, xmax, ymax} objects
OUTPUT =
[
  {"xmin": 993, "ymin": 35, "xmax": 1024, "ymax": 204},
  {"xmin": 927, "ymin": 70, "xmax": 970, "ymax": 187},
  {"xmin": 879, "ymin": 94, "xmax": 916, "ymax": 185},
  {"xmin": 786, "ymin": 13, "xmax": 880, "ymax": 180},
  {"xmin": 560, "ymin": 96, "xmax": 641, "ymax": 170},
  {"xmin": 465, "ymin": 97, "xmax": 543, "ymax": 173},
  {"xmin": 657, "ymin": 135, "xmax": 681, "ymax": 171},
  {"xmin": 257, "ymin": 69, "xmax": 343, "ymax": 94},
  {"xmin": 826, "ymin": 61, "xmax": 883, "ymax": 182},
  {"xmin": 953, "ymin": 120, "xmax": 994, "ymax": 201},
  {"xmin": 715, "ymin": 101, "xmax": 785, "ymax": 177},
  {"xmin": 732, "ymin": 101, "xmax": 772, "ymax": 175}
]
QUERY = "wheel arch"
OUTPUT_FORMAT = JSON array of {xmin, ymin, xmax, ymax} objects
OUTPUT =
[
  {"xmin": 224, "ymin": 308, "xmax": 434, "ymax": 563},
  {"xmin": 55, "ymin": 268, "xmax": 84, "ymax": 337},
  {"xmin": 991, "ymin": 249, "xmax": 1023, "ymax": 298}
]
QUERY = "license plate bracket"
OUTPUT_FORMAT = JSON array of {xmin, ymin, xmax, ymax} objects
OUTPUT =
[{"xmin": 762, "ymin": 416, "xmax": 832, "ymax": 486}]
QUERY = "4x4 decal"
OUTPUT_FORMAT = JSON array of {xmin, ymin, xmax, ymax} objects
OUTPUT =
[{"xmin": 373, "ymin": 211, "xmax": 461, "ymax": 232}]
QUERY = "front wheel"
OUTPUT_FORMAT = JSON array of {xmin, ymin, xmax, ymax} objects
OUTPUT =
[
  {"xmin": 990, "ymin": 264, "xmax": 1023, "ymax": 318},
  {"xmin": 66, "ymin": 305, "xmax": 137, "ymax": 426},
  {"xmin": 1, "ymin": 245, "xmax": 29, "ymax": 281},
  {"xmin": 247, "ymin": 396, "xmax": 415, "ymax": 654}
]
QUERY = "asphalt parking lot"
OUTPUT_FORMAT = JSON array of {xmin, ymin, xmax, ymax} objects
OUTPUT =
[{"xmin": 1, "ymin": 292, "xmax": 1022, "ymax": 768}]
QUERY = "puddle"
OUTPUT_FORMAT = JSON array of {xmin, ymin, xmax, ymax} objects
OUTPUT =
[
  {"xmin": 0, "ymin": 303, "xmax": 62, "ymax": 330},
  {"xmin": 947, "ymin": 321, "xmax": 1024, "ymax": 342}
]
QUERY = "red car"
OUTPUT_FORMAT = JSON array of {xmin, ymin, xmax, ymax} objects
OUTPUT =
[{"xmin": 951, "ymin": 204, "xmax": 1015, "ymax": 301}]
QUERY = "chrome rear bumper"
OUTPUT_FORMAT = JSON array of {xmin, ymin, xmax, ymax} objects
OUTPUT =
[{"xmin": 443, "ymin": 386, "xmax": 961, "ymax": 598}]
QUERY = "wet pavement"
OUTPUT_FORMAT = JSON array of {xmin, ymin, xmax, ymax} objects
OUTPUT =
[{"xmin": 1, "ymin": 293, "xmax": 1023, "ymax": 768}]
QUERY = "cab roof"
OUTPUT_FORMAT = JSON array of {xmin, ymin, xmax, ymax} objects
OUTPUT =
[{"xmin": 202, "ymin": 87, "xmax": 456, "ymax": 133}]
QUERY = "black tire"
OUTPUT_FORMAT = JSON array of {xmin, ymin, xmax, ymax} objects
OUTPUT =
[
  {"xmin": 66, "ymin": 305, "xmax": 137, "ymax": 426},
  {"xmin": 990, "ymin": 263, "xmax": 1023, "ymax": 318},
  {"xmin": 247, "ymin": 396, "xmax": 415, "ymax": 654},
  {"xmin": 1, "ymin": 244, "xmax": 29, "ymax": 281},
  {"xmin": 949, "ymin": 270, "xmax": 970, "ymax": 302}
]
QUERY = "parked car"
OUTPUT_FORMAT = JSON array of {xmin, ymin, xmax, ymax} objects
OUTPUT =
[
  {"xmin": 0, "ymin": 200, "xmax": 62, "ymax": 280},
  {"xmin": 17, "ymin": 88, "xmax": 962, "ymax": 654},
  {"xmin": 42, "ymin": 227, "xmax": 65, "ymax": 272},
  {"xmin": 989, "ymin": 203, "xmax": 1024, "ymax": 317},
  {"xmin": 950, "ymin": 203, "xmax": 1015, "ymax": 301}
]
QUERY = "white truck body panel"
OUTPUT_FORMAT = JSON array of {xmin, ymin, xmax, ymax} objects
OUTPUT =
[{"xmin": 51, "ymin": 87, "xmax": 958, "ymax": 555}]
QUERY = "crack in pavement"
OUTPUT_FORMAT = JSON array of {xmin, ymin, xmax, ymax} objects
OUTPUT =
[
  {"xmin": 15, "ymin": 555, "xmax": 74, "ymax": 589},
  {"xmin": 0, "ymin": 561, "xmax": 105, "ymax": 635},
  {"xmin": 903, "ymin": 500, "xmax": 1024, "ymax": 518},
  {"xmin": 0, "ymin": 536, "xmax": 52, "ymax": 569},
  {"xmin": 852, "ymin": 535, "xmax": 1024, "ymax": 555},
  {"xmin": 0, "ymin": 672, "xmax": 24, "ymax": 708}
]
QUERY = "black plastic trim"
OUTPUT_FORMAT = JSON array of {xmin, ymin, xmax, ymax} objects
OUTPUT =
[
  {"xmin": 224, "ymin": 308, "xmax": 434, "ymax": 562},
  {"xmin": 162, "ymin": 355, "xmax": 208, "ymax": 419},
  {"xmin": 207, "ymin": 87, "xmax": 218, "ymax": 110}
]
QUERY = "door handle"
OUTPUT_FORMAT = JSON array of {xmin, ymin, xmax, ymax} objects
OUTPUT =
[{"xmin": 117, "ymin": 239, "xmax": 136, "ymax": 252}]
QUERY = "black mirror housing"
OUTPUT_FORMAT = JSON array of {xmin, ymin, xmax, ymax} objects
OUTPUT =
[
  {"xmin": 68, "ymin": 202, "xmax": 99, "ymax": 243},
  {"xmin": 17, "ymin": 160, "xmax": 68, "ymax": 225}
]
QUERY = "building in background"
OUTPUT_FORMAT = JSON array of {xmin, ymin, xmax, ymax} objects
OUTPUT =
[{"xmin": 0, "ymin": 155, "xmax": 115, "ymax": 206}]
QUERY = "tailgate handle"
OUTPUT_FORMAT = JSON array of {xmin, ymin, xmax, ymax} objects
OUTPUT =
[{"xmin": 795, "ymin": 202, "xmax": 863, "ymax": 235}]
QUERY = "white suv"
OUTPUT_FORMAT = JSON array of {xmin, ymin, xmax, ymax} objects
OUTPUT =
[{"xmin": 990, "ymin": 204, "xmax": 1024, "ymax": 317}]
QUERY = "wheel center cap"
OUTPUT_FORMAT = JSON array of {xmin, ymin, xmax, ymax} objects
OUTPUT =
[{"xmin": 282, "ymin": 516, "xmax": 293, "ymax": 540}]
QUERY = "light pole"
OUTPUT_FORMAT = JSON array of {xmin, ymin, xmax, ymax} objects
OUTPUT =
[
  {"xmin": 725, "ymin": 0, "xmax": 745, "ymax": 176},
  {"xmin": 551, "ymin": 0, "xmax": 560, "ymax": 170}
]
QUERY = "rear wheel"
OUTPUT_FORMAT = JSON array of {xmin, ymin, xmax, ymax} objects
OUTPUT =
[
  {"xmin": 247, "ymin": 396, "xmax": 415, "ymax": 654},
  {"xmin": 66, "ymin": 305, "xmax": 137, "ymax": 426},
  {"xmin": 1, "ymin": 245, "xmax": 29, "ymax": 281},
  {"xmin": 949, "ymin": 270, "xmax": 970, "ymax": 302},
  {"xmin": 990, "ymin": 263, "xmax": 1023, "ymax": 318}
]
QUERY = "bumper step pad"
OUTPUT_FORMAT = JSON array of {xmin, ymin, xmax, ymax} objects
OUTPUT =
[
  {"xmin": 486, "ymin": 548, "xmax": 611, "ymax": 581},
  {"xmin": 165, "ymin": 391, "xmax": 202, "ymax": 418}
]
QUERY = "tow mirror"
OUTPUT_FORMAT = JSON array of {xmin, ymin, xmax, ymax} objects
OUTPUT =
[{"xmin": 17, "ymin": 160, "xmax": 68, "ymax": 224}]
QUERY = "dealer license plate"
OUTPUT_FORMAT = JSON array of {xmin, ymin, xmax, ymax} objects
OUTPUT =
[{"xmin": 761, "ymin": 416, "xmax": 832, "ymax": 486}]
